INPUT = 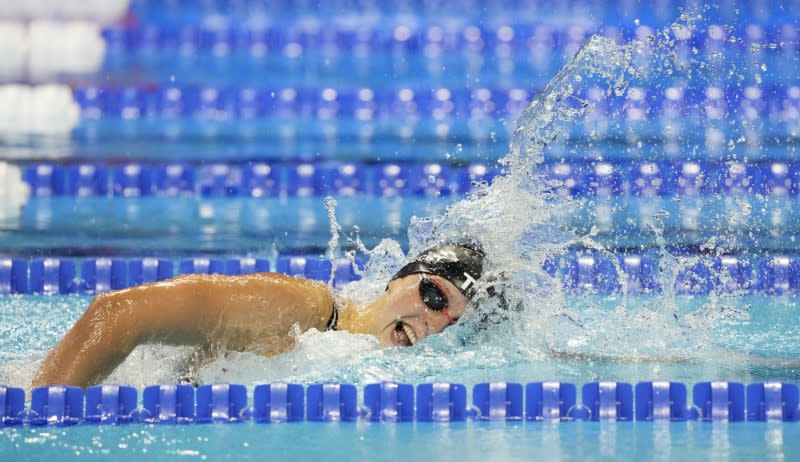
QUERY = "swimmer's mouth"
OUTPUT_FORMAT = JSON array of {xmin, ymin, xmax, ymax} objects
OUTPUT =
[{"xmin": 392, "ymin": 321, "xmax": 417, "ymax": 347}]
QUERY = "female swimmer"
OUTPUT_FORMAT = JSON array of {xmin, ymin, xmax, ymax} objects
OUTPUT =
[{"xmin": 32, "ymin": 244, "xmax": 484, "ymax": 388}]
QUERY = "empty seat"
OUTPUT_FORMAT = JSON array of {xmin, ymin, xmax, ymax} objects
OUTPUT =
[
  {"xmin": 253, "ymin": 382, "xmax": 304, "ymax": 423},
  {"xmin": 714, "ymin": 256, "xmax": 754, "ymax": 293},
  {"xmin": 275, "ymin": 256, "xmax": 308, "ymax": 277},
  {"xmin": 154, "ymin": 164, "xmax": 195, "ymax": 196},
  {"xmin": 306, "ymin": 382, "xmax": 358, "ymax": 421},
  {"xmin": 630, "ymin": 162, "xmax": 666, "ymax": 197},
  {"xmin": 693, "ymin": 381, "xmax": 746, "ymax": 421},
  {"xmin": 363, "ymin": 382, "xmax": 414, "ymax": 422},
  {"xmin": 472, "ymin": 382, "xmax": 523, "ymax": 421},
  {"xmin": 373, "ymin": 164, "xmax": 409, "ymax": 197}
]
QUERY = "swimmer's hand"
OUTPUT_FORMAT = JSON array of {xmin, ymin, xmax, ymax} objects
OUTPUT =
[{"xmin": 32, "ymin": 272, "xmax": 334, "ymax": 388}]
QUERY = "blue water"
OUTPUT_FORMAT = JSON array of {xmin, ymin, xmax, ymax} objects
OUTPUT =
[
  {"xmin": 3, "ymin": 421, "xmax": 800, "ymax": 462},
  {"xmin": 2, "ymin": 0, "xmax": 800, "ymax": 460}
]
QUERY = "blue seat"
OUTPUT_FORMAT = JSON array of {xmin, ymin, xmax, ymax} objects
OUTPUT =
[
  {"xmin": 196, "ymin": 383, "xmax": 248, "ymax": 423},
  {"xmin": 416, "ymin": 383, "xmax": 468, "ymax": 422},
  {"xmin": 333, "ymin": 257, "xmax": 364, "ymax": 288},
  {"xmin": 581, "ymin": 382, "xmax": 634, "ymax": 421},
  {"xmin": 0, "ymin": 386, "xmax": 25, "ymax": 426},
  {"xmin": 199, "ymin": 26, "xmax": 233, "ymax": 54},
  {"xmin": 141, "ymin": 384, "xmax": 195, "ymax": 424},
  {"xmin": 81, "ymin": 259, "xmax": 129, "ymax": 293},
  {"xmin": 756, "ymin": 255, "xmax": 796, "ymax": 295},
  {"xmin": 693, "ymin": 381, "xmax": 746, "ymax": 421},
  {"xmin": 363, "ymin": 382, "xmax": 414, "ymax": 422},
  {"xmin": 85, "ymin": 385, "xmax": 137, "ymax": 424},
  {"xmin": 29, "ymin": 385, "xmax": 83, "ymax": 426},
  {"xmin": 242, "ymin": 163, "xmax": 281, "ymax": 197},
  {"xmin": 525, "ymin": 382, "xmax": 577, "ymax": 421},
  {"xmin": 619, "ymin": 255, "xmax": 659, "ymax": 293},
  {"xmin": 746, "ymin": 382, "xmax": 800, "ymax": 422},
  {"xmin": 129, "ymin": 258, "xmax": 174, "ymax": 285},
  {"xmin": 29, "ymin": 259, "xmax": 75, "ymax": 294},
  {"xmin": 74, "ymin": 87, "xmax": 105, "ymax": 119},
  {"xmin": 472, "ymin": 382, "xmax": 523, "ymax": 421},
  {"xmin": 305, "ymin": 258, "xmax": 331, "ymax": 282},
  {"xmin": 75, "ymin": 164, "xmax": 110, "ymax": 197},
  {"xmin": 543, "ymin": 162, "xmax": 585, "ymax": 197},
  {"xmin": 306, "ymin": 382, "xmax": 358, "ymax": 422},
  {"xmin": 674, "ymin": 261, "xmax": 715, "ymax": 295},
  {"xmin": 352, "ymin": 87, "xmax": 378, "ymax": 122},
  {"xmin": 635, "ymin": 381, "xmax": 692, "ymax": 421},
  {"xmin": 253, "ymin": 383, "xmax": 304, "ymax": 423},
  {"xmin": 193, "ymin": 87, "xmax": 234, "ymax": 119}
]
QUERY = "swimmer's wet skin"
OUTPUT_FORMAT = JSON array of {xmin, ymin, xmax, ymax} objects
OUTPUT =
[{"xmin": 32, "ymin": 244, "xmax": 484, "ymax": 388}]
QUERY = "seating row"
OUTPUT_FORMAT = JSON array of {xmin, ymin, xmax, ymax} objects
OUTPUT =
[
  {"xmin": 101, "ymin": 22, "xmax": 796, "ymax": 55},
  {"xmin": 2, "ymin": 253, "xmax": 799, "ymax": 295},
  {"xmin": 0, "ymin": 256, "xmax": 363, "ymax": 295},
  {"xmin": 72, "ymin": 85, "xmax": 800, "ymax": 122},
  {"xmin": 22, "ymin": 160, "xmax": 800, "ymax": 198},
  {"xmin": 1, "ymin": 380, "xmax": 796, "ymax": 425},
  {"xmin": 22, "ymin": 162, "xmax": 496, "ymax": 198}
]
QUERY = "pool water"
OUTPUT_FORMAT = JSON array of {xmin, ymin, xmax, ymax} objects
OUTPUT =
[{"xmin": 2, "ymin": 0, "xmax": 800, "ymax": 460}]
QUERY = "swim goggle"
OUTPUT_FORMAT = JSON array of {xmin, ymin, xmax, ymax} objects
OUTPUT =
[{"xmin": 419, "ymin": 276, "xmax": 456, "ymax": 326}]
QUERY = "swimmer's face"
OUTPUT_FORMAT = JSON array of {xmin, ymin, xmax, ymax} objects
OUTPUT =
[{"xmin": 372, "ymin": 274, "xmax": 468, "ymax": 347}]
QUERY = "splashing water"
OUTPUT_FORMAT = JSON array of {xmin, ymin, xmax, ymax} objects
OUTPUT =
[{"xmin": 6, "ymin": 12, "xmax": 798, "ymax": 389}]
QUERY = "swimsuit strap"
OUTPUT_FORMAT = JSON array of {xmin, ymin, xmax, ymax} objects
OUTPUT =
[{"xmin": 326, "ymin": 299, "xmax": 339, "ymax": 331}]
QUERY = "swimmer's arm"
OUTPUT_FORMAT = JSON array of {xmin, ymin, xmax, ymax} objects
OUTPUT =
[{"xmin": 32, "ymin": 272, "xmax": 334, "ymax": 388}]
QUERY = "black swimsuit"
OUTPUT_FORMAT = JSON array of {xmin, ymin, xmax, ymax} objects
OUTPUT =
[{"xmin": 326, "ymin": 300, "xmax": 338, "ymax": 331}]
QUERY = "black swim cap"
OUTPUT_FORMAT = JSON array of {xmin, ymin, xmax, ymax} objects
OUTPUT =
[{"xmin": 389, "ymin": 244, "xmax": 484, "ymax": 297}]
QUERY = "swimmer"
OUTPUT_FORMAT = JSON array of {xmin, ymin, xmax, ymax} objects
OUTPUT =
[{"xmin": 32, "ymin": 244, "xmax": 485, "ymax": 388}]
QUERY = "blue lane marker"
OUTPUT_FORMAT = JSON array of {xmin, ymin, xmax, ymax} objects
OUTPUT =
[{"xmin": 4, "ymin": 380, "xmax": 800, "ymax": 425}]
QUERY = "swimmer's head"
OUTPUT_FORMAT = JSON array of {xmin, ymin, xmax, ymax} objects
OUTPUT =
[
  {"xmin": 368, "ymin": 244, "xmax": 485, "ymax": 348},
  {"xmin": 388, "ymin": 244, "xmax": 484, "ymax": 298}
]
